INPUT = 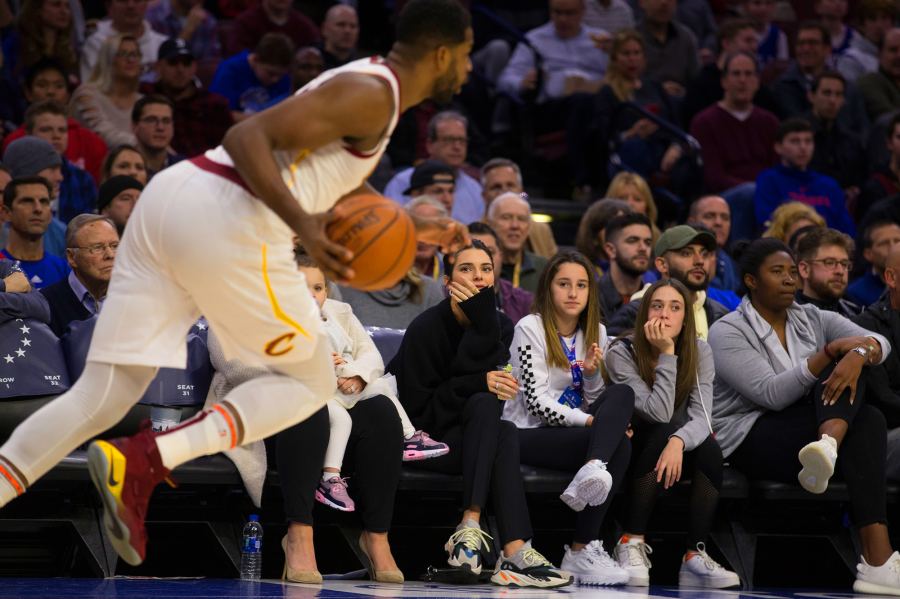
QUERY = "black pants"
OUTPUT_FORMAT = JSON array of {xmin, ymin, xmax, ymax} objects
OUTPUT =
[
  {"xmin": 273, "ymin": 395, "xmax": 403, "ymax": 532},
  {"xmin": 408, "ymin": 392, "xmax": 532, "ymax": 545},
  {"xmin": 730, "ymin": 367, "xmax": 887, "ymax": 527},
  {"xmin": 625, "ymin": 420, "xmax": 723, "ymax": 548},
  {"xmin": 518, "ymin": 384, "xmax": 634, "ymax": 545}
]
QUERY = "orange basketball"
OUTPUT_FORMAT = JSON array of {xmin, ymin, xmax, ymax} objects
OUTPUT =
[{"xmin": 326, "ymin": 194, "xmax": 417, "ymax": 291}]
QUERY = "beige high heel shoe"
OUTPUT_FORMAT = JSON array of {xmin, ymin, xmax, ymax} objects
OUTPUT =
[
  {"xmin": 358, "ymin": 533, "xmax": 404, "ymax": 584},
  {"xmin": 281, "ymin": 535, "xmax": 323, "ymax": 584}
]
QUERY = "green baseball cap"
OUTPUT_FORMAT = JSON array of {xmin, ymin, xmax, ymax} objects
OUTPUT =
[{"xmin": 654, "ymin": 225, "xmax": 717, "ymax": 257}]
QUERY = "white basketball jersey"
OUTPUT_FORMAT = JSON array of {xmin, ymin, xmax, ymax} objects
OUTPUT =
[{"xmin": 204, "ymin": 56, "xmax": 401, "ymax": 214}]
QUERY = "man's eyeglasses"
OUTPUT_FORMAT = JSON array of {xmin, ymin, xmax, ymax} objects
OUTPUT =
[
  {"xmin": 809, "ymin": 258, "xmax": 851, "ymax": 271},
  {"xmin": 72, "ymin": 242, "xmax": 119, "ymax": 255},
  {"xmin": 139, "ymin": 116, "xmax": 173, "ymax": 127}
]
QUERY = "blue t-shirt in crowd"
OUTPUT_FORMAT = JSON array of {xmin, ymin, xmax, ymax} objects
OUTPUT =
[
  {"xmin": 847, "ymin": 270, "xmax": 885, "ymax": 307},
  {"xmin": 1, "ymin": 248, "xmax": 70, "ymax": 289},
  {"xmin": 754, "ymin": 164, "xmax": 855, "ymax": 236},
  {"xmin": 209, "ymin": 50, "xmax": 290, "ymax": 114}
]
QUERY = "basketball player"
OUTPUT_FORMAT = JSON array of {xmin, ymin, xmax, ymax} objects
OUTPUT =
[{"xmin": 0, "ymin": 0, "xmax": 471, "ymax": 571}]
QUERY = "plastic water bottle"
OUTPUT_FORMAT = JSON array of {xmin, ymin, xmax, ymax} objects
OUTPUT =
[{"xmin": 240, "ymin": 514, "xmax": 263, "ymax": 580}]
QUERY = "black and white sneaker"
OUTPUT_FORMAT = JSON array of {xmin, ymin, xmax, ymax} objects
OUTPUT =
[
  {"xmin": 491, "ymin": 541, "xmax": 573, "ymax": 588},
  {"xmin": 444, "ymin": 520, "xmax": 492, "ymax": 575}
]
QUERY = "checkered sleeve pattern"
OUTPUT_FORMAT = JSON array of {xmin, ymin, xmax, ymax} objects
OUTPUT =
[{"xmin": 519, "ymin": 344, "xmax": 566, "ymax": 427}]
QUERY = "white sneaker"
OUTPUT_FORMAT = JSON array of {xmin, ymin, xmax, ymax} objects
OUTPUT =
[
  {"xmin": 614, "ymin": 537, "xmax": 652, "ymax": 586},
  {"xmin": 798, "ymin": 434, "xmax": 838, "ymax": 494},
  {"xmin": 678, "ymin": 543, "xmax": 740, "ymax": 588},
  {"xmin": 561, "ymin": 540, "xmax": 629, "ymax": 586},
  {"xmin": 560, "ymin": 460, "xmax": 613, "ymax": 512},
  {"xmin": 854, "ymin": 551, "xmax": 900, "ymax": 596},
  {"xmin": 444, "ymin": 522, "xmax": 493, "ymax": 575}
]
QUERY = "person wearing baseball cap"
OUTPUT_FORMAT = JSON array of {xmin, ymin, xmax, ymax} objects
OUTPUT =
[
  {"xmin": 142, "ymin": 38, "xmax": 233, "ymax": 157},
  {"xmin": 404, "ymin": 160, "xmax": 456, "ymax": 214},
  {"xmin": 97, "ymin": 175, "xmax": 144, "ymax": 235},
  {"xmin": 606, "ymin": 224, "xmax": 730, "ymax": 339}
]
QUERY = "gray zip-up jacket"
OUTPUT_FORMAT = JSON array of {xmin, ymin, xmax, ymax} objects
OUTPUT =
[
  {"xmin": 605, "ymin": 338, "xmax": 715, "ymax": 451},
  {"xmin": 708, "ymin": 298, "xmax": 890, "ymax": 458}
]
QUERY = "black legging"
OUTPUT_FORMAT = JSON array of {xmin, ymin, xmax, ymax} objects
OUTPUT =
[
  {"xmin": 729, "ymin": 366, "xmax": 887, "ymax": 527},
  {"xmin": 273, "ymin": 395, "xmax": 403, "ymax": 532},
  {"xmin": 518, "ymin": 384, "xmax": 634, "ymax": 545},
  {"xmin": 624, "ymin": 420, "xmax": 723, "ymax": 548},
  {"xmin": 407, "ymin": 392, "xmax": 532, "ymax": 545}
]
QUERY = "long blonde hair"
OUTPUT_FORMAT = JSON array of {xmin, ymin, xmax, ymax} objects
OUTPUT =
[
  {"xmin": 605, "ymin": 171, "xmax": 661, "ymax": 241},
  {"xmin": 762, "ymin": 201, "xmax": 826, "ymax": 243},
  {"xmin": 603, "ymin": 29, "xmax": 645, "ymax": 102},
  {"xmin": 89, "ymin": 34, "xmax": 140, "ymax": 94},
  {"xmin": 532, "ymin": 252, "xmax": 602, "ymax": 370}
]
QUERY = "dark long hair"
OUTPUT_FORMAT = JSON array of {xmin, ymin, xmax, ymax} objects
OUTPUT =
[
  {"xmin": 16, "ymin": 0, "xmax": 77, "ymax": 74},
  {"xmin": 631, "ymin": 279, "xmax": 699, "ymax": 409},
  {"xmin": 532, "ymin": 252, "xmax": 602, "ymax": 370}
]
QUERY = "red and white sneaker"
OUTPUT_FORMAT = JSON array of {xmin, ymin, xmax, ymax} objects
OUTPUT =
[
  {"xmin": 87, "ymin": 423, "xmax": 171, "ymax": 566},
  {"xmin": 403, "ymin": 430, "xmax": 449, "ymax": 461}
]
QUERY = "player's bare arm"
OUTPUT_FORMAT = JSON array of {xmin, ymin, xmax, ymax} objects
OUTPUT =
[{"xmin": 222, "ymin": 73, "xmax": 395, "ymax": 282}]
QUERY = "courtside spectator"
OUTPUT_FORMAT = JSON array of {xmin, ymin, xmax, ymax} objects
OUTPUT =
[
  {"xmin": 683, "ymin": 18, "xmax": 779, "ymax": 128},
  {"xmin": 583, "ymin": 0, "xmax": 634, "ymax": 33},
  {"xmin": 575, "ymin": 198, "xmax": 632, "ymax": 277},
  {"xmin": 488, "ymin": 192, "xmax": 548, "ymax": 294},
  {"xmin": 1, "ymin": 0, "xmax": 78, "ymax": 79},
  {"xmin": 849, "ymin": 219, "xmax": 900, "ymax": 306},
  {"xmin": 404, "ymin": 160, "xmax": 456, "ymax": 222},
  {"xmin": 40, "ymin": 214, "xmax": 118, "ymax": 336},
  {"xmin": 505, "ymin": 252, "xmax": 634, "ymax": 586},
  {"xmin": 468, "ymin": 221, "xmax": 533, "ymax": 325},
  {"xmin": 70, "ymin": 34, "xmax": 143, "ymax": 148},
  {"xmin": 690, "ymin": 51, "xmax": 778, "ymax": 241},
  {"xmin": 0, "ymin": 260, "xmax": 30, "ymax": 294},
  {"xmin": 319, "ymin": 4, "xmax": 359, "ymax": 70},
  {"xmin": 0, "ymin": 258, "xmax": 49, "ymax": 323},
  {"xmin": 3, "ymin": 136, "xmax": 67, "ymax": 257},
  {"xmin": 24, "ymin": 102, "xmax": 98, "ymax": 222},
  {"xmin": 210, "ymin": 32, "xmax": 293, "ymax": 121},
  {"xmin": 1, "ymin": 177, "xmax": 69, "ymax": 289},
  {"xmin": 688, "ymin": 195, "xmax": 740, "ymax": 292},
  {"xmin": 743, "ymin": 0, "xmax": 788, "ymax": 66},
  {"xmin": 796, "ymin": 227, "xmax": 861, "ymax": 317},
  {"xmin": 142, "ymin": 39, "xmax": 233, "ymax": 158},
  {"xmin": 861, "ymin": 113, "xmax": 900, "ymax": 217},
  {"xmin": 384, "ymin": 111, "xmax": 484, "ymax": 225},
  {"xmin": 708, "ymin": 238, "xmax": 900, "ymax": 596},
  {"xmin": 853, "ymin": 246, "xmax": 900, "ymax": 481},
  {"xmin": 407, "ymin": 195, "xmax": 448, "ymax": 280},
  {"xmin": 607, "ymin": 225, "xmax": 728, "ymax": 339},
  {"xmin": 389, "ymin": 242, "xmax": 572, "ymax": 588},
  {"xmin": 101, "ymin": 144, "xmax": 147, "ymax": 184},
  {"xmin": 762, "ymin": 201, "xmax": 826, "ymax": 243},
  {"xmin": 338, "ymin": 271, "xmax": 444, "ymax": 330},
  {"xmin": 291, "ymin": 46, "xmax": 324, "ymax": 92},
  {"xmin": 227, "ymin": 0, "xmax": 319, "ymax": 57},
  {"xmin": 146, "ymin": 0, "xmax": 220, "ymax": 63},
  {"xmin": 480, "ymin": 158, "xmax": 557, "ymax": 259},
  {"xmin": 637, "ymin": 0, "xmax": 699, "ymax": 98},
  {"xmin": 97, "ymin": 175, "xmax": 142, "ymax": 235},
  {"xmin": 80, "ymin": 0, "xmax": 166, "ymax": 82},
  {"xmin": 836, "ymin": 0, "xmax": 895, "ymax": 84},
  {"xmin": 857, "ymin": 28, "xmax": 900, "ymax": 121},
  {"xmin": 597, "ymin": 213, "xmax": 653, "ymax": 320},
  {"xmin": 773, "ymin": 23, "xmax": 869, "ymax": 136},
  {"xmin": 607, "ymin": 279, "xmax": 737, "ymax": 589},
  {"xmin": 4, "ymin": 61, "xmax": 108, "ymax": 183},
  {"xmin": 131, "ymin": 95, "xmax": 183, "ymax": 177},
  {"xmin": 807, "ymin": 71, "xmax": 867, "ymax": 205},
  {"xmin": 754, "ymin": 118, "xmax": 855, "ymax": 236}
]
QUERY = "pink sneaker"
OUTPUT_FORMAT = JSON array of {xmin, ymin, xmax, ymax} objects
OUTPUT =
[
  {"xmin": 315, "ymin": 476, "xmax": 355, "ymax": 512},
  {"xmin": 403, "ymin": 431, "xmax": 450, "ymax": 461}
]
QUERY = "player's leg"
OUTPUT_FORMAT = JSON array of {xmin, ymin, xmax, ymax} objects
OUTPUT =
[{"xmin": 0, "ymin": 362, "xmax": 158, "ymax": 507}]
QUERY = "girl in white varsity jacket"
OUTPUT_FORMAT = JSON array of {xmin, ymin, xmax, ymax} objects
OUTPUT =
[
  {"xmin": 503, "ymin": 252, "xmax": 635, "ymax": 587},
  {"xmin": 605, "ymin": 278, "xmax": 737, "ymax": 589},
  {"xmin": 296, "ymin": 252, "xmax": 448, "ymax": 513}
]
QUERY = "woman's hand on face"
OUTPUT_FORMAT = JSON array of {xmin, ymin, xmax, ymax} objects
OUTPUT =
[
  {"xmin": 822, "ymin": 351, "xmax": 865, "ymax": 405},
  {"xmin": 582, "ymin": 343, "xmax": 603, "ymax": 378},
  {"xmin": 448, "ymin": 279, "xmax": 480, "ymax": 306},
  {"xmin": 337, "ymin": 375, "xmax": 366, "ymax": 395},
  {"xmin": 655, "ymin": 436, "xmax": 684, "ymax": 489},
  {"xmin": 644, "ymin": 318, "xmax": 675, "ymax": 355},
  {"xmin": 487, "ymin": 370, "xmax": 518, "ymax": 400}
]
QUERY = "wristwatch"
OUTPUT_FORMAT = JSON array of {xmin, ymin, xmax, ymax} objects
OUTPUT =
[{"xmin": 851, "ymin": 346, "xmax": 870, "ymax": 362}]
